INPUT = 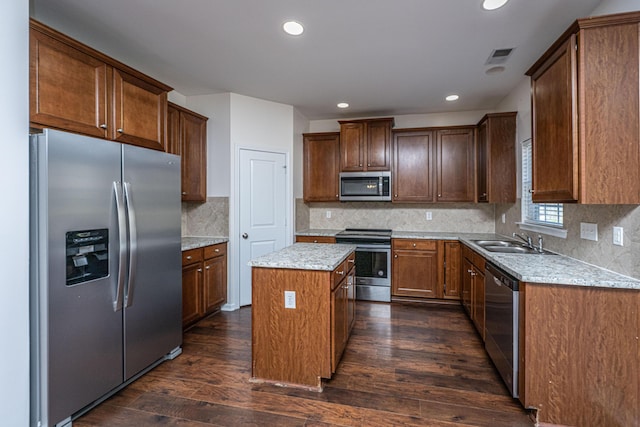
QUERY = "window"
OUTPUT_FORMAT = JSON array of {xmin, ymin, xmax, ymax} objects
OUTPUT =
[{"xmin": 521, "ymin": 139, "xmax": 565, "ymax": 232}]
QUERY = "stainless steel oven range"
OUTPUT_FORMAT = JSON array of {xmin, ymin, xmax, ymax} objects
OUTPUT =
[{"xmin": 335, "ymin": 228, "xmax": 391, "ymax": 302}]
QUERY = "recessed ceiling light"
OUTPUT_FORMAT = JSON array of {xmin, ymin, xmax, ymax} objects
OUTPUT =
[
  {"xmin": 485, "ymin": 66, "xmax": 506, "ymax": 75},
  {"xmin": 337, "ymin": 102, "xmax": 349, "ymax": 109},
  {"xmin": 445, "ymin": 95, "xmax": 459, "ymax": 102},
  {"xmin": 482, "ymin": 0, "xmax": 509, "ymax": 10},
  {"xmin": 283, "ymin": 21, "xmax": 304, "ymax": 36}
]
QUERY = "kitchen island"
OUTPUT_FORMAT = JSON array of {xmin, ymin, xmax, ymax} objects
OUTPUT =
[{"xmin": 249, "ymin": 243, "xmax": 356, "ymax": 391}]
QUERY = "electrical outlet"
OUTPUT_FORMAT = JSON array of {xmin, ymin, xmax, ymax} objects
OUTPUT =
[
  {"xmin": 613, "ymin": 227, "xmax": 624, "ymax": 246},
  {"xmin": 501, "ymin": 213, "xmax": 506, "ymax": 224},
  {"xmin": 580, "ymin": 222, "xmax": 598, "ymax": 241},
  {"xmin": 426, "ymin": 211, "xmax": 432, "ymax": 221},
  {"xmin": 284, "ymin": 291, "xmax": 296, "ymax": 309},
  {"xmin": 326, "ymin": 210, "xmax": 331, "ymax": 219}
]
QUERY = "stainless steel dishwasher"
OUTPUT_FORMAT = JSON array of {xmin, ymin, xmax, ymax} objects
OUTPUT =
[{"xmin": 484, "ymin": 262, "xmax": 519, "ymax": 398}]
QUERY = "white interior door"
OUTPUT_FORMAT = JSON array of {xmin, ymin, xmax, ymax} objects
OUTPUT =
[{"xmin": 239, "ymin": 149, "xmax": 287, "ymax": 306}]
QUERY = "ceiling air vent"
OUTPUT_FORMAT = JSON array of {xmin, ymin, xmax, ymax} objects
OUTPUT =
[{"xmin": 486, "ymin": 48, "xmax": 515, "ymax": 65}]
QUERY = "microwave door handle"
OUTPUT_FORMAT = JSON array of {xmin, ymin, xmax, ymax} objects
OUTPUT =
[{"xmin": 378, "ymin": 176, "xmax": 383, "ymax": 195}]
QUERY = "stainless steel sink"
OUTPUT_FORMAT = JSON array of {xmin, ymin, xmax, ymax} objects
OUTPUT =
[{"xmin": 472, "ymin": 239, "xmax": 555, "ymax": 255}]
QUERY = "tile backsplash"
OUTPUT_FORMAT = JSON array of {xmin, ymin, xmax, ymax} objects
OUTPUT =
[
  {"xmin": 303, "ymin": 201, "xmax": 495, "ymax": 233},
  {"xmin": 182, "ymin": 197, "xmax": 229, "ymax": 237},
  {"xmin": 495, "ymin": 201, "xmax": 640, "ymax": 280}
]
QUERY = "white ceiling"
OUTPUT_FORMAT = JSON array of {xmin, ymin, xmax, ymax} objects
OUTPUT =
[{"xmin": 31, "ymin": 0, "xmax": 602, "ymax": 120}]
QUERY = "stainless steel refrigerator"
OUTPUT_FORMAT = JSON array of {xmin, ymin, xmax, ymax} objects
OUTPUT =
[{"xmin": 30, "ymin": 129, "xmax": 183, "ymax": 427}]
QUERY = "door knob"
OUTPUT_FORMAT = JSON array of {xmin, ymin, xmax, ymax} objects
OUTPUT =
[{"xmin": 242, "ymin": 233, "xmax": 248, "ymax": 239}]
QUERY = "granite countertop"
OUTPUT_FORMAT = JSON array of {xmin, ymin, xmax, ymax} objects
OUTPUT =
[
  {"xmin": 297, "ymin": 229, "xmax": 640, "ymax": 290},
  {"xmin": 249, "ymin": 243, "xmax": 357, "ymax": 271},
  {"xmin": 182, "ymin": 236, "xmax": 229, "ymax": 251}
]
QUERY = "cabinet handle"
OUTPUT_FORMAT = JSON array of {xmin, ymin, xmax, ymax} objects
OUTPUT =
[
  {"xmin": 205, "ymin": 266, "xmax": 210, "ymax": 270},
  {"xmin": 335, "ymin": 194, "xmax": 339, "ymax": 198},
  {"xmin": 336, "ymin": 270, "xmax": 344, "ymax": 275},
  {"xmin": 438, "ymin": 194, "xmax": 442, "ymax": 197},
  {"xmin": 197, "ymin": 268, "xmax": 203, "ymax": 273},
  {"xmin": 529, "ymin": 189, "xmax": 534, "ymax": 193},
  {"xmin": 348, "ymin": 259, "xmax": 355, "ymax": 263},
  {"xmin": 214, "ymin": 248, "xmax": 220, "ymax": 253},
  {"xmin": 359, "ymin": 163, "xmax": 363, "ymax": 167},
  {"xmin": 186, "ymin": 256, "xmax": 192, "ymax": 260},
  {"xmin": 467, "ymin": 269, "xmax": 473, "ymax": 273},
  {"xmin": 182, "ymin": 192, "xmax": 187, "ymax": 195},
  {"xmin": 394, "ymin": 254, "xmax": 398, "ymax": 258},
  {"xmin": 117, "ymin": 128, "xmax": 124, "ymax": 133},
  {"xmin": 313, "ymin": 240, "xmax": 318, "ymax": 243},
  {"xmin": 367, "ymin": 163, "xmax": 370, "ymax": 167},
  {"xmin": 413, "ymin": 243, "xmax": 416, "ymax": 247},
  {"xmin": 99, "ymin": 124, "xmax": 107, "ymax": 129},
  {"xmin": 481, "ymin": 192, "xmax": 487, "ymax": 197}
]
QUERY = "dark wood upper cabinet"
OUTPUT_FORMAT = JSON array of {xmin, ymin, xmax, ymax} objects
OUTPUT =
[
  {"xmin": 435, "ymin": 127, "xmax": 475, "ymax": 202},
  {"xmin": 526, "ymin": 11, "xmax": 640, "ymax": 204},
  {"xmin": 167, "ymin": 102, "xmax": 208, "ymax": 202},
  {"xmin": 392, "ymin": 129, "xmax": 434, "ymax": 202},
  {"xmin": 476, "ymin": 112, "xmax": 517, "ymax": 203},
  {"xmin": 339, "ymin": 118, "xmax": 393, "ymax": 172},
  {"xmin": 303, "ymin": 132, "xmax": 340, "ymax": 202},
  {"xmin": 29, "ymin": 19, "xmax": 171, "ymax": 151}
]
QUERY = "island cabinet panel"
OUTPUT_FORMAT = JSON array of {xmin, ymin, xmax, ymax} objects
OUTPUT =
[
  {"xmin": 441, "ymin": 241, "xmax": 461, "ymax": 299},
  {"xmin": 527, "ymin": 11, "xmax": 640, "ymax": 203},
  {"xmin": 302, "ymin": 132, "xmax": 340, "ymax": 202},
  {"xmin": 435, "ymin": 128, "xmax": 475, "ymax": 202},
  {"xmin": 520, "ymin": 283, "xmax": 640, "ymax": 426},
  {"xmin": 252, "ymin": 268, "xmax": 332, "ymax": 389}
]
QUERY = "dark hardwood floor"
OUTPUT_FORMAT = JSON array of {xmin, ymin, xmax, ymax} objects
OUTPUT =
[{"xmin": 76, "ymin": 302, "xmax": 533, "ymax": 426}]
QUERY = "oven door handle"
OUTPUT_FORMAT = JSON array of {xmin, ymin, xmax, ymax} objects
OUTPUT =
[{"xmin": 355, "ymin": 244, "xmax": 391, "ymax": 251}]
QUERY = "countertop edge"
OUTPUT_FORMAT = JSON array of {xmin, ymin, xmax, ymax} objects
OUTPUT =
[{"xmin": 181, "ymin": 236, "xmax": 229, "ymax": 251}]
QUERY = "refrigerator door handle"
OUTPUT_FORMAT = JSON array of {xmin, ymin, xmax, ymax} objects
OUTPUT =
[
  {"xmin": 123, "ymin": 181, "xmax": 137, "ymax": 308},
  {"xmin": 113, "ymin": 181, "xmax": 127, "ymax": 311}
]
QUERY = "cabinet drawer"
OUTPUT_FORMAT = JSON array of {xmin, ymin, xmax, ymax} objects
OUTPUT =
[
  {"xmin": 333, "ymin": 261, "xmax": 348, "ymax": 288},
  {"xmin": 393, "ymin": 239, "xmax": 437, "ymax": 251},
  {"xmin": 296, "ymin": 235, "xmax": 336, "ymax": 243},
  {"xmin": 204, "ymin": 242, "xmax": 227, "ymax": 259},
  {"xmin": 182, "ymin": 248, "xmax": 203, "ymax": 266},
  {"xmin": 345, "ymin": 252, "xmax": 356, "ymax": 272}
]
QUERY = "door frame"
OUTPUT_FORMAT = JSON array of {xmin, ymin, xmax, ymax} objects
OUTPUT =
[{"xmin": 225, "ymin": 145, "xmax": 293, "ymax": 311}]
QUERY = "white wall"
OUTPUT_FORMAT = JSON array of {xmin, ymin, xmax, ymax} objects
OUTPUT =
[
  {"xmin": 227, "ymin": 93, "xmax": 295, "ymax": 309},
  {"xmin": 2, "ymin": 1, "xmax": 30, "ymax": 425},
  {"xmin": 293, "ymin": 108, "xmax": 309, "ymax": 199}
]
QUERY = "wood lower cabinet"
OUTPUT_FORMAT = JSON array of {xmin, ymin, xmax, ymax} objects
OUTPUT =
[
  {"xmin": 392, "ymin": 239, "xmax": 439, "ymax": 298},
  {"xmin": 462, "ymin": 245, "xmax": 485, "ymax": 340},
  {"xmin": 436, "ymin": 128, "xmax": 475, "ymax": 202},
  {"xmin": 295, "ymin": 235, "xmax": 337, "ymax": 243},
  {"xmin": 519, "ymin": 283, "xmax": 639, "ymax": 426},
  {"xmin": 391, "ymin": 239, "xmax": 460, "ymax": 300},
  {"xmin": 302, "ymin": 132, "xmax": 340, "ymax": 202},
  {"xmin": 476, "ymin": 112, "xmax": 517, "ymax": 203},
  {"xmin": 167, "ymin": 103, "xmax": 208, "ymax": 202},
  {"xmin": 331, "ymin": 262, "xmax": 354, "ymax": 373},
  {"xmin": 29, "ymin": 19, "xmax": 171, "ymax": 151},
  {"xmin": 339, "ymin": 118, "xmax": 394, "ymax": 172},
  {"xmin": 182, "ymin": 243, "xmax": 227, "ymax": 329},
  {"xmin": 526, "ymin": 11, "xmax": 640, "ymax": 204}
]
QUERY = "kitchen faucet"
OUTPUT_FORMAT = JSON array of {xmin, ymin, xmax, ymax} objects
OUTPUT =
[{"xmin": 513, "ymin": 232, "xmax": 544, "ymax": 253}]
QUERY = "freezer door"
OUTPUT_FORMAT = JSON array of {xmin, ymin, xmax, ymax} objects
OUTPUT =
[
  {"xmin": 31, "ymin": 130, "xmax": 124, "ymax": 426},
  {"xmin": 122, "ymin": 144, "xmax": 182, "ymax": 379}
]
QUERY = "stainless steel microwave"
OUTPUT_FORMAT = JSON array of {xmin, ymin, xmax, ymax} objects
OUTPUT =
[{"xmin": 339, "ymin": 171, "xmax": 391, "ymax": 201}]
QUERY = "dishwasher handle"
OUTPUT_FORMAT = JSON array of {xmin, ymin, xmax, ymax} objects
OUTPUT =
[{"xmin": 485, "ymin": 262, "xmax": 519, "ymax": 291}]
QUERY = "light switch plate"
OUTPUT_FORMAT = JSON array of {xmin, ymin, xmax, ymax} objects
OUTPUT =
[
  {"xmin": 613, "ymin": 227, "xmax": 624, "ymax": 246},
  {"xmin": 326, "ymin": 211, "xmax": 331, "ymax": 219},
  {"xmin": 580, "ymin": 222, "xmax": 598, "ymax": 241}
]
